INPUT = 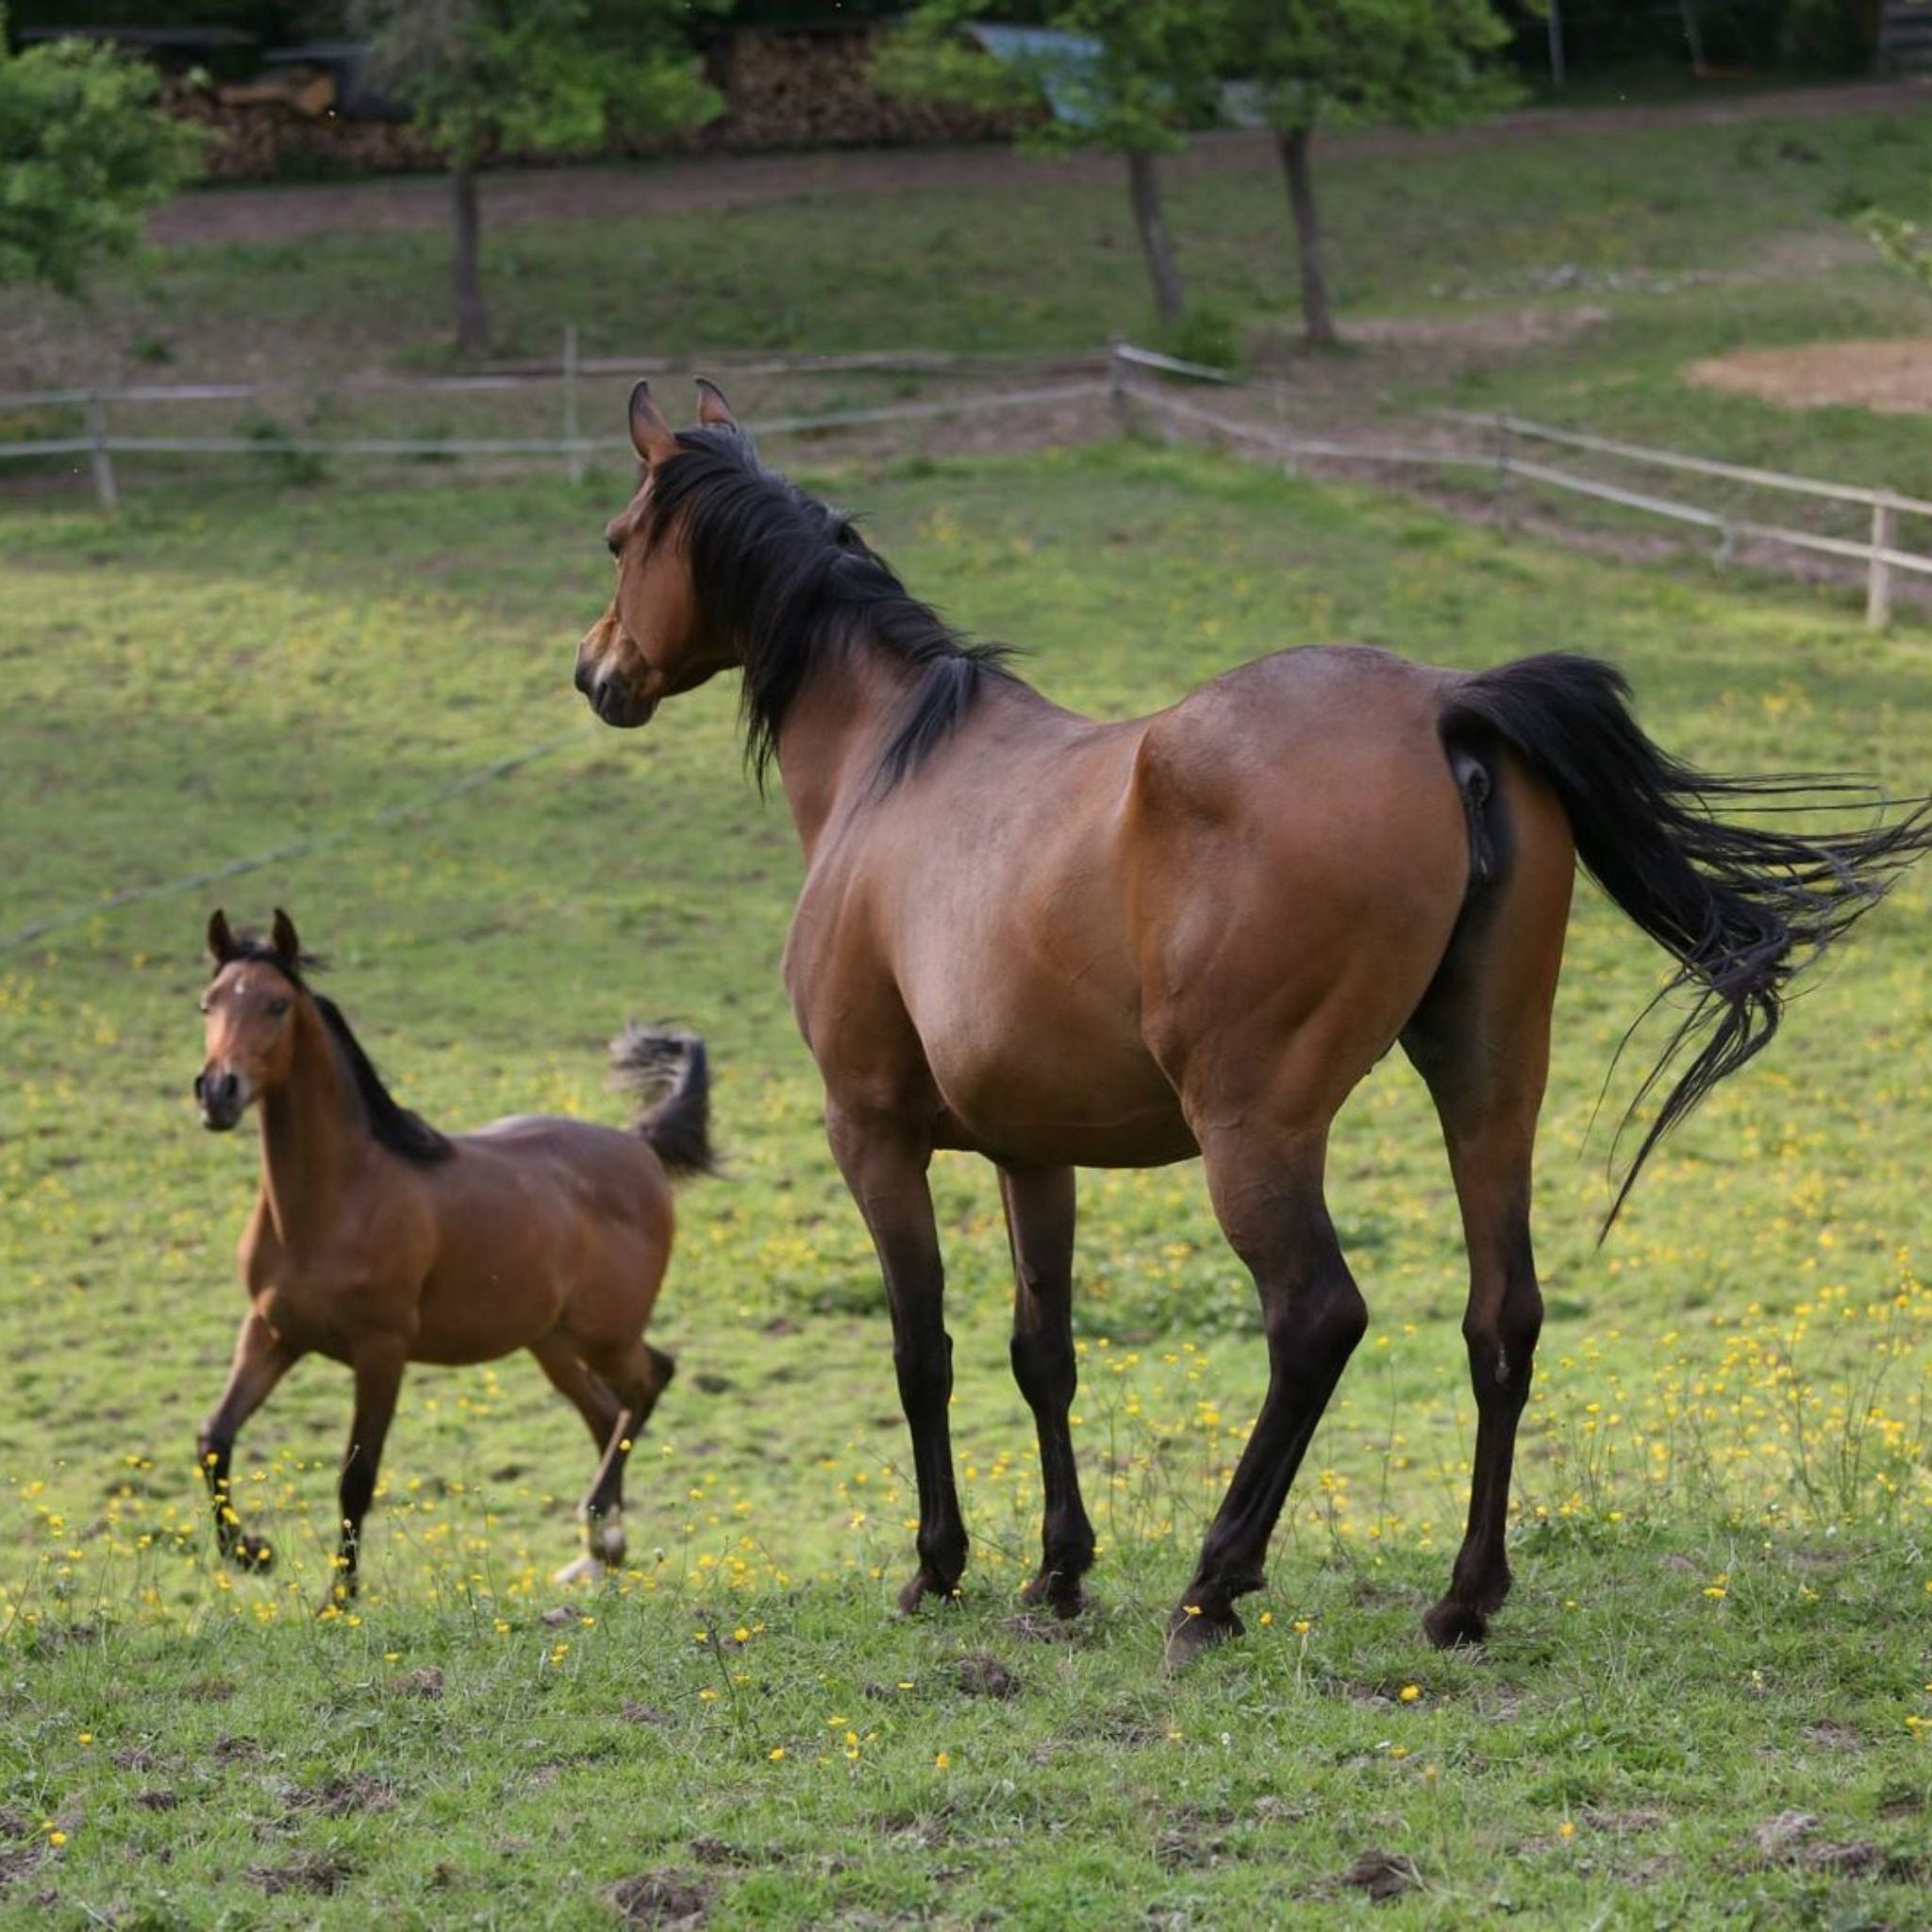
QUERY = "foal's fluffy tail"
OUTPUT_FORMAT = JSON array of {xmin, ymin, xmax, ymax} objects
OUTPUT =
[
  {"xmin": 608, "ymin": 1024, "xmax": 716, "ymax": 1179},
  {"xmin": 1441, "ymin": 652, "xmax": 1931, "ymax": 1225}
]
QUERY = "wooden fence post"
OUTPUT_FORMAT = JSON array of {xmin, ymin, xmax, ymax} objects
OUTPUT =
[
  {"xmin": 1108, "ymin": 339, "xmax": 1131, "ymax": 436},
  {"xmin": 562, "ymin": 325, "xmax": 583, "ymax": 487},
  {"xmin": 86, "ymin": 391, "xmax": 117, "ymax": 512},
  {"xmin": 1494, "ymin": 409, "xmax": 1514, "ymax": 527},
  {"xmin": 1868, "ymin": 495, "xmax": 1897, "ymax": 629}
]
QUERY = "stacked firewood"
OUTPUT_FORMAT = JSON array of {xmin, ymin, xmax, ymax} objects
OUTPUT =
[
  {"xmin": 677, "ymin": 26, "xmax": 1028, "ymax": 153},
  {"xmin": 160, "ymin": 74, "xmax": 440, "ymax": 181},
  {"xmin": 159, "ymin": 25, "xmax": 1024, "ymax": 183}
]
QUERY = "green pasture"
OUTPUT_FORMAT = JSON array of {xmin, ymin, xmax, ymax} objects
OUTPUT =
[
  {"xmin": 8, "ymin": 96, "xmax": 1932, "ymax": 499},
  {"xmin": 2, "ymin": 441, "xmax": 1931, "ymax": 1922}
]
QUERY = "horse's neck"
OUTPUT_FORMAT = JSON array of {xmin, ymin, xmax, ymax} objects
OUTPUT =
[
  {"xmin": 772, "ymin": 638, "xmax": 925, "ymax": 858},
  {"xmin": 257, "ymin": 1008, "xmax": 365, "ymax": 1246}
]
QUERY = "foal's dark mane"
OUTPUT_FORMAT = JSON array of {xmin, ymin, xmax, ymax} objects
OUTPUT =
[
  {"xmin": 645, "ymin": 426, "xmax": 1015, "ymax": 786},
  {"xmin": 220, "ymin": 939, "xmax": 452, "ymax": 1165}
]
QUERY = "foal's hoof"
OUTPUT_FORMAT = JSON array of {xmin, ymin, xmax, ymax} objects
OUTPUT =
[
  {"xmin": 552, "ymin": 1554, "xmax": 608, "ymax": 1588},
  {"xmin": 1422, "ymin": 1599, "xmax": 1490, "ymax": 1651},
  {"xmin": 227, "ymin": 1534, "xmax": 274, "ymax": 1573},
  {"xmin": 1163, "ymin": 1603, "xmax": 1243, "ymax": 1670},
  {"xmin": 1019, "ymin": 1570, "xmax": 1087, "ymax": 1621},
  {"xmin": 896, "ymin": 1569, "xmax": 963, "ymax": 1616}
]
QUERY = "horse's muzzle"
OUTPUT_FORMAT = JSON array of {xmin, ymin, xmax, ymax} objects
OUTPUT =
[
  {"xmin": 195, "ymin": 1068, "xmax": 243, "ymax": 1131},
  {"xmin": 581, "ymin": 671, "xmax": 658, "ymax": 731}
]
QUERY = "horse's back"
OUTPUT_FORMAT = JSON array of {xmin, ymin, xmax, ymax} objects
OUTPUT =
[{"xmin": 1124, "ymin": 645, "xmax": 1474, "ymax": 1115}]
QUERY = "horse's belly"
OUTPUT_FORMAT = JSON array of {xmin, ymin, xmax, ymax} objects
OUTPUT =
[{"xmin": 927, "ymin": 1021, "xmax": 1194, "ymax": 1169}]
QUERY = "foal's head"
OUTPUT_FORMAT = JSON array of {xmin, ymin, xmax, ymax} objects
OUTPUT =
[
  {"xmin": 196, "ymin": 908, "xmax": 308, "ymax": 1130},
  {"xmin": 574, "ymin": 378, "xmax": 745, "ymax": 731}
]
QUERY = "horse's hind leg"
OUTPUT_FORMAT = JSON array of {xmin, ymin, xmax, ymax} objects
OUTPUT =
[
  {"xmin": 572, "ymin": 1336, "xmax": 677, "ymax": 1576},
  {"xmin": 1402, "ymin": 760, "xmax": 1572, "ymax": 1649},
  {"xmin": 1169, "ymin": 1121, "xmax": 1366, "ymax": 1666},
  {"xmin": 1000, "ymin": 1163, "xmax": 1095, "ymax": 1617},
  {"xmin": 532, "ymin": 1331, "xmax": 670, "ymax": 1580}
]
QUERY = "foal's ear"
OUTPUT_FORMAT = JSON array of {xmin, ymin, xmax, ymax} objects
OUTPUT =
[
  {"xmin": 207, "ymin": 908, "xmax": 236, "ymax": 965},
  {"xmin": 694, "ymin": 376, "xmax": 736, "ymax": 429},
  {"xmin": 628, "ymin": 380, "xmax": 680, "ymax": 467},
  {"xmin": 270, "ymin": 907, "xmax": 301, "ymax": 963}
]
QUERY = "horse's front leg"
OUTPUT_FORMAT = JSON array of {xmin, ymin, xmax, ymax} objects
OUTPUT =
[
  {"xmin": 1000, "ymin": 1163, "xmax": 1094, "ymax": 1617},
  {"xmin": 197, "ymin": 1309, "xmax": 298, "ymax": 1571},
  {"xmin": 325, "ymin": 1335, "xmax": 408, "ymax": 1610},
  {"xmin": 826, "ymin": 1105, "xmax": 966, "ymax": 1612}
]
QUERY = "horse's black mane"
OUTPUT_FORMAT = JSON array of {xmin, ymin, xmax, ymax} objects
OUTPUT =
[
  {"xmin": 644, "ymin": 425, "xmax": 1015, "ymax": 787},
  {"xmin": 219, "ymin": 938, "xmax": 453, "ymax": 1165}
]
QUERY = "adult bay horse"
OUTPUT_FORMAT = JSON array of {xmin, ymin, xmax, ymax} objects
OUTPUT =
[
  {"xmin": 573, "ymin": 383, "xmax": 1928, "ymax": 1661},
  {"xmin": 193, "ymin": 908, "xmax": 713, "ymax": 1605}
]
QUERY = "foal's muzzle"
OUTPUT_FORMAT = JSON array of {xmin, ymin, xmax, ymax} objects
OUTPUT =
[{"xmin": 195, "ymin": 1068, "xmax": 244, "ymax": 1131}]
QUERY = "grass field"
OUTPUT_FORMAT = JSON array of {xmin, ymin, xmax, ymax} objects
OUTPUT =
[
  {"xmin": 8, "ymin": 94, "xmax": 1932, "ymax": 496},
  {"xmin": 4, "ymin": 441, "xmax": 1932, "ymax": 1923}
]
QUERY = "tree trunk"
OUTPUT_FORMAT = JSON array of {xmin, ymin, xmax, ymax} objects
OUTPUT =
[
  {"xmin": 451, "ymin": 162, "xmax": 488, "ymax": 357},
  {"xmin": 1276, "ymin": 125, "xmax": 1335, "ymax": 348},
  {"xmin": 1124, "ymin": 147, "xmax": 1184, "ymax": 330}
]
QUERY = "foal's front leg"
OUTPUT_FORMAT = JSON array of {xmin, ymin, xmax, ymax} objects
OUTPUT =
[
  {"xmin": 197, "ymin": 1310, "xmax": 297, "ymax": 1571},
  {"xmin": 325, "ymin": 1335, "xmax": 408, "ymax": 1610},
  {"xmin": 826, "ymin": 1106, "xmax": 966, "ymax": 1612}
]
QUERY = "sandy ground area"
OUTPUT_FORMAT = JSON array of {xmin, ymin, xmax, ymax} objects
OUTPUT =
[{"xmin": 1687, "ymin": 336, "xmax": 1932, "ymax": 414}]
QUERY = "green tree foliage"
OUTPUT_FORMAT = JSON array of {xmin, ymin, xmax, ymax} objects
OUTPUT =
[
  {"xmin": 350, "ymin": 0, "xmax": 721, "ymax": 354},
  {"xmin": 1863, "ymin": 203, "xmax": 1932, "ymax": 295},
  {"xmin": 875, "ymin": 1, "xmax": 1216, "ymax": 330},
  {"xmin": 0, "ymin": 11, "xmax": 200, "ymax": 294},
  {"xmin": 1216, "ymin": 0, "xmax": 1516, "ymax": 344}
]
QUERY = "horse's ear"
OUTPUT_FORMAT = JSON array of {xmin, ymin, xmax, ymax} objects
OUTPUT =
[
  {"xmin": 694, "ymin": 377, "xmax": 736, "ymax": 429},
  {"xmin": 271, "ymin": 907, "xmax": 300, "ymax": 962},
  {"xmin": 629, "ymin": 379, "xmax": 679, "ymax": 466},
  {"xmin": 207, "ymin": 908, "xmax": 235, "ymax": 965}
]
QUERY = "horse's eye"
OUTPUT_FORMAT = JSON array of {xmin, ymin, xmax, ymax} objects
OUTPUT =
[{"xmin": 267, "ymin": 998, "xmax": 291, "ymax": 1018}]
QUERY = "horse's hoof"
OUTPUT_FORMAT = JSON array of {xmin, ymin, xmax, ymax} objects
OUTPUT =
[
  {"xmin": 1422, "ymin": 1599, "xmax": 1489, "ymax": 1650},
  {"xmin": 1164, "ymin": 1602, "xmax": 1243, "ymax": 1670},
  {"xmin": 553, "ymin": 1554, "xmax": 608, "ymax": 1587},
  {"xmin": 1019, "ymin": 1571, "xmax": 1086, "ymax": 1621},
  {"xmin": 896, "ymin": 1569, "xmax": 962, "ymax": 1616}
]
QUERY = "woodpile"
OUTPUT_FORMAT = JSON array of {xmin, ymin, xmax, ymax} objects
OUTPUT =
[
  {"xmin": 678, "ymin": 25, "xmax": 1028, "ymax": 154},
  {"xmin": 161, "ymin": 24, "xmax": 1025, "ymax": 183},
  {"xmin": 161, "ymin": 74, "xmax": 439, "ymax": 181}
]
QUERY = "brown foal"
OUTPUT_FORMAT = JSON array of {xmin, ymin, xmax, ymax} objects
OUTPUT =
[
  {"xmin": 573, "ymin": 383, "xmax": 1927, "ymax": 1660},
  {"xmin": 193, "ymin": 908, "xmax": 712, "ymax": 1605}
]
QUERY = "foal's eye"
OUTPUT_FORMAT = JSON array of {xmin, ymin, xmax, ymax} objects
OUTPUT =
[{"xmin": 267, "ymin": 998, "xmax": 291, "ymax": 1018}]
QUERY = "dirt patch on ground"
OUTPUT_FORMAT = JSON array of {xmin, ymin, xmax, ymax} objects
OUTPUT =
[{"xmin": 1686, "ymin": 337, "xmax": 1932, "ymax": 415}]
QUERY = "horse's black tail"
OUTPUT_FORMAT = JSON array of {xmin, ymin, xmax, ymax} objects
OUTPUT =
[
  {"xmin": 1441, "ymin": 652, "xmax": 1931, "ymax": 1226},
  {"xmin": 608, "ymin": 1023, "xmax": 716, "ymax": 1180}
]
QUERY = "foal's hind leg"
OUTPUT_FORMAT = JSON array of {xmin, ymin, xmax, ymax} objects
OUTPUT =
[
  {"xmin": 532, "ymin": 1334, "xmax": 625, "ymax": 1582},
  {"xmin": 579, "ymin": 1337, "xmax": 677, "ymax": 1574},
  {"xmin": 1402, "ymin": 766, "xmax": 1572, "ymax": 1650},
  {"xmin": 1000, "ymin": 1164, "xmax": 1095, "ymax": 1617}
]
